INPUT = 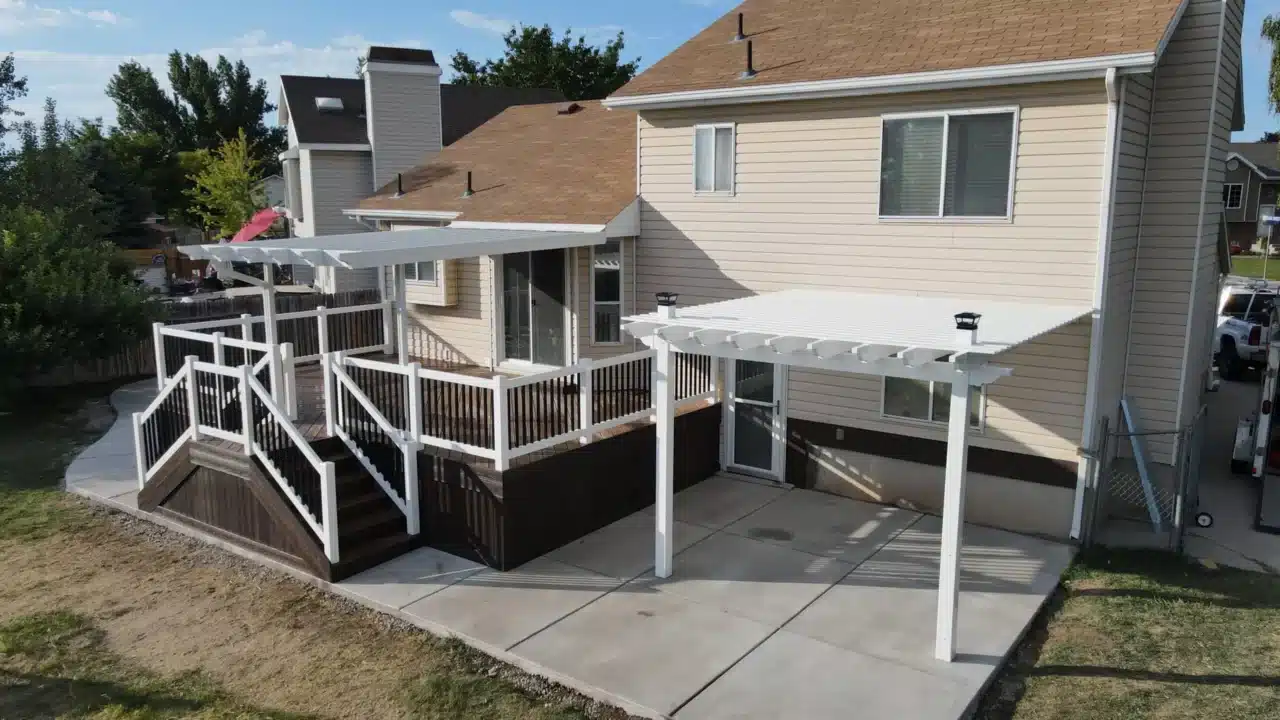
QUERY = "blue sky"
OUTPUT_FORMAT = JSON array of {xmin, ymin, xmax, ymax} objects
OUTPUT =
[{"xmin": 2, "ymin": 0, "xmax": 1278, "ymax": 140}]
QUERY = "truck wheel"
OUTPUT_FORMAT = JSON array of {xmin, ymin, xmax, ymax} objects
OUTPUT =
[
  {"xmin": 1195, "ymin": 512, "xmax": 1214, "ymax": 529},
  {"xmin": 1220, "ymin": 338, "xmax": 1242, "ymax": 380},
  {"xmin": 1231, "ymin": 459, "xmax": 1250, "ymax": 474}
]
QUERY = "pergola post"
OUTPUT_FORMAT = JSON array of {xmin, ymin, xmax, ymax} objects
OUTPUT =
[
  {"xmin": 394, "ymin": 263, "xmax": 410, "ymax": 365},
  {"xmin": 653, "ymin": 293, "xmax": 679, "ymax": 579},
  {"xmin": 261, "ymin": 264, "xmax": 284, "ymax": 406},
  {"xmin": 935, "ymin": 370, "xmax": 972, "ymax": 662}
]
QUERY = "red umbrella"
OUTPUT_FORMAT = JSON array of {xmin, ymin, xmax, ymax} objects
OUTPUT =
[{"xmin": 231, "ymin": 208, "xmax": 282, "ymax": 243}]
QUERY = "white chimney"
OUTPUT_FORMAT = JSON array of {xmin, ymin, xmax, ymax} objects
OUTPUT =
[{"xmin": 363, "ymin": 46, "xmax": 443, "ymax": 191}]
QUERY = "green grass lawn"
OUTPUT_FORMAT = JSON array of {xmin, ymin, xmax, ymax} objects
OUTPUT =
[
  {"xmin": 0, "ymin": 383, "xmax": 622, "ymax": 720},
  {"xmin": 979, "ymin": 548, "xmax": 1280, "ymax": 719},
  {"xmin": 1228, "ymin": 255, "xmax": 1280, "ymax": 280}
]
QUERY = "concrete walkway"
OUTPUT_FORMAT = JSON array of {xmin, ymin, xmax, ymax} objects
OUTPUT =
[{"xmin": 68, "ymin": 380, "xmax": 1074, "ymax": 720}]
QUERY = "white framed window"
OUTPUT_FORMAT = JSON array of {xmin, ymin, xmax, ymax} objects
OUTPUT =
[
  {"xmin": 403, "ymin": 261, "xmax": 437, "ymax": 285},
  {"xmin": 882, "ymin": 376, "xmax": 984, "ymax": 431},
  {"xmin": 1224, "ymin": 183, "xmax": 1244, "ymax": 210},
  {"xmin": 693, "ymin": 123, "xmax": 735, "ymax": 194},
  {"xmin": 878, "ymin": 107, "xmax": 1018, "ymax": 220},
  {"xmin": 591, "ymin": 239, "xmax": 623, "ymax": 344}
]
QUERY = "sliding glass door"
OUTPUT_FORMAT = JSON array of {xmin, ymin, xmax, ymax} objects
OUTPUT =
[{"xmin": 502, "ymin": 249, "xmax": 566, "ymax": 366}]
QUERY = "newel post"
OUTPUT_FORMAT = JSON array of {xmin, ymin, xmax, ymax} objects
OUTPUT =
[
  {"xmin": 152, "ymin": 322, "xmax": 166, "ymax": 389},
  {"xmin": 321, "ymin": 461, "xmax": 340, "ymax": 563},
  {"xmin": 404, "ymin": 362, "xmax": 423, "ymax": 535},
  {"xmin": 239, "ymin": 363, "xmax": 253, "ymax": 457},
  {"xmin": 579, "ymin": 358, "xmax": 594, "ymax": 444},
  {"xmin": 492, "ymin": 374, "xmax": 510, "ymax": 471},
  {"xmin": 316, "ymin": 305, "xmax": 329, "ymax": 357},
  {"xmin": 185, "ymin": 356, "xmax": 201, "ymax": 441},
  {"xmin": 132, "ymin": 412, "xmax": 146, "ymax": 489},
  {"xmin": 239, "ymin": 313, "xmax": 254, "ymax": 343},
  {"xmin": 321, "ymin": 352, "xmax": 336, "ymax": 437},
  {"xmin": 281, "ymin": 342, "xmax": 298, "ymax": 421}
]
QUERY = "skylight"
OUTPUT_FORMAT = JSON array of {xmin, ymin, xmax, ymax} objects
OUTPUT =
[{"xmin": 315, "ymin": 97, "xmax": 344, "ymax": 113}]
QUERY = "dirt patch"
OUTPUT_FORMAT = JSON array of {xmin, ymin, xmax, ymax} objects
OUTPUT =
[{"xmin": 0, "ymin": 501, "xmax": 631, "ymax": 720}]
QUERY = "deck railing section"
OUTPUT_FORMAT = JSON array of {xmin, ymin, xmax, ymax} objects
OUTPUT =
[
  {"xmin": 322, "ymin": 349, "xmax": 720, "ymax": 472},
  {"xmin": 133, "ymin": 361, "xmax": 195, "ymax": 488},
  {"xmin": 326, "ymin": 353, "xmax": 420, "ymax": 536}
]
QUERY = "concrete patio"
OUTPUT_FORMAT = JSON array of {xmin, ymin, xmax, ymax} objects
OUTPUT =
[{"xmin": 68, "ymin": 381, "xmax": 1075, "ymax": 720}]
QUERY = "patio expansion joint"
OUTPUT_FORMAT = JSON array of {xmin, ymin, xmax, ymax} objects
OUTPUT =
[{"xmin": 667, "ymin": 510, "xmax": 928, "ymax": 717}]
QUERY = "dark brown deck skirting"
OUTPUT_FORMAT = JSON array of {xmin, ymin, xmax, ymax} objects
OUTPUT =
[{"xmin": 785, "ymin": 417, "xmax": 1078, "ymax": 490}]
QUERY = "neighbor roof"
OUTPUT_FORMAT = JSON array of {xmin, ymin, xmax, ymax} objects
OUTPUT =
[
  {"xmin": 1229, "ymin": 143, "xmax": 1280, "ymax": 180},
  {"xmin": 281, "ymin": 76, "xmax": 565, "ymax": 148},
  {"xmin": 280, "ymin": 76, "xmax": 368, "ymax": 145},
  {"xmin": 611, "ymin": 0, "xmax": 1187, "ymax": 100},
  {"xmin": 357, "ymin": 101, "xmax": 636, "ymax": 225}
]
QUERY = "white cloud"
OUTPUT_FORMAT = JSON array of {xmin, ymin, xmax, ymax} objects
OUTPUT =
[
  {"xmin": 8, "ymin": 31, "xmax": 429, "ymax": 126},
  {"xmin": 449, "ymin": 9, "xmax": 512, "ymax": 36},
  {"xmin": 0, "ymin": 1, "xmax": 125, "ymax": 35}
]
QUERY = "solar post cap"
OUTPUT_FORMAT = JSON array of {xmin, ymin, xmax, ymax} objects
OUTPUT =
[
  {"xmin": 954, "ymin": 312, "xmax": 981, "ymax": 330},
  {"xmin": 656, "ymin": 292, "xmax": 679, "ymax": 307}
]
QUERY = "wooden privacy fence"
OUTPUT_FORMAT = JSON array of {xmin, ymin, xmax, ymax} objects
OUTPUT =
[
  {"xmin": 328, "ymin": 350, "xmax": 719, "ymax": 471},
  {"xmin": 28, "ymin": 289, "xmax": 382, "ymax": 388}
]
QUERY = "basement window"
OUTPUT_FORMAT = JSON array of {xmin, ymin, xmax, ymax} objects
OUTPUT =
[
  {"xmin": 882, "ymin": 376, "xmax": 983, "ymax": 430},
  {"xmin": 879, "ymin": 108, "xmax": 1017, "ymax": 220}
]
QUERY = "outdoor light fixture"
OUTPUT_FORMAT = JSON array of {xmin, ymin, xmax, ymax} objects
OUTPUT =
[
  {"xmin": 656, "ymin": 291, "xmax": 679, "ymax": 319},
  {"xmin": 955, "ymin": 312, "xmax": 981, "ymax": 347}
]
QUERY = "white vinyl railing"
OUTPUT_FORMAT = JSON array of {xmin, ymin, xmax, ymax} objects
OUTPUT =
[
  {"xmin": 324, "ymin": 349, "xmax": 719, "ymax": 472},
  {"xmin": 133, "ymin": 361, "xmax": 195, "ymax": 488}
]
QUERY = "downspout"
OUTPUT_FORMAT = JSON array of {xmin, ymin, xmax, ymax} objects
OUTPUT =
[
  {"xmin": 1072, "ymin": 67, "xmax": 1122, "ymax": 541},
  {"xmin": 1173, "ymin": 0, "xmax": 1228, "ymax": 447}
]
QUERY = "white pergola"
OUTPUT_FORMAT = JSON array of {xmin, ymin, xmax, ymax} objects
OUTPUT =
[
  {"xmin": 623, "ymin": 289, "xmax": 1089, "ymax": 662},
  {"xmin": 180, "ymin": 226, "xmax": 606, "ymax": 362}
]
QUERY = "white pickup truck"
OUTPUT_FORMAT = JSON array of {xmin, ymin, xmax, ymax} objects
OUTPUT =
[{"xmin": 1216, "ymin": 284, "xmax": 1276, "ymax": 380}]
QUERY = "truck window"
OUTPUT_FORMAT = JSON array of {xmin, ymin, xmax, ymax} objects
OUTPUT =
[
  {"xmin": 1249, "ymin": 293, "xmax": 1277, "ymax": 323},
  {"xmin": 1223, "ymin": 293, "xmax": 1253, "ymax": 318}
]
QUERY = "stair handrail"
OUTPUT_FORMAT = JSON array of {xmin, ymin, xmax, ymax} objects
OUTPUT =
[
  {"xmin": 244, "ymin": 371, "xmax": 340, "ymax": 563},
  {"xmin": 325, "ymin": 352, "xmax": 420, "ymax": 535},
  {"xmin": 133, "ymin": 359, "xmax": 196, "ymax": 488}
]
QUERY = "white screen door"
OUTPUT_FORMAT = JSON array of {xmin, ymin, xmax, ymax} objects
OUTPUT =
[{"xmin": 726, "ymin": 360, "xmax": 785, "ymax": 480}]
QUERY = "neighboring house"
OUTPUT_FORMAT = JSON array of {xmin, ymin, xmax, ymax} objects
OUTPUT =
[
  {"xmin": 344, "ymin": 0, "xmax": 1245, "ymax": 541},
  {"xmin": 347, "ymin": 100, "xmax": 638, "ymax": 369},
  {"xmin": 258, "ymin": 174, "xmax": 286, "ymax": 209},
  {"xmin": 1224, "ymin": 142, "xmax": 1280, "ymax": 250},
  {"xmin": 277, "ymin": 45, "xmax": 563, "ymax": 289}
]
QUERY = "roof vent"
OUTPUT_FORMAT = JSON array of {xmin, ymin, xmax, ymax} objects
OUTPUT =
[
  {"xmin": 733, "ymin": 12, "xmax": 746, "ymax": 42},
  {"xmin": 394, "ymin": 173, "xmax": 404, "ymax": 199},
  {"xmin": 315, "ymin": 96, "xmax": 344, "ymax": 113},
  {"xmin": 557, "ymin": 102, "xmax": 583, "ymax": 115},
  {"xmin": 462, "ymin": 171, "xmax": 474, "ymax": 198},
  {"xmin": 741, "ymin": 40, "xmax": 757, "ymax": 80}
]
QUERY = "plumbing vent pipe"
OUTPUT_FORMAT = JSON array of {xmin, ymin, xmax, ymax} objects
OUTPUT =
[
  {"xmin": 741, "ymin": 40, "xmax": 757, "ymax": 79},
  {"xmin": 733, "ymin": 12, "xmax": 745, "ymax": 42},
  {"xmin": 462, "ymin": 171, "xmax": 474, "ymax": 198}
]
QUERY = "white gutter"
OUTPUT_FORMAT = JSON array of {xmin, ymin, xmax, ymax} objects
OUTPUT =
[
  {"xmin": 604, "ymin": 52, "xmax": 1156, "ymax": 110},
  {"xmin": 1073, "ymin": 68, "xmax": 1123, "ymax": 541},
  {"xmin": 343, "ymin": 208, "xmax": 462, "ymax": 222},
  {"xmin": 1173, "ymin": 0, "xmax": 1229, "ymax": 446}
]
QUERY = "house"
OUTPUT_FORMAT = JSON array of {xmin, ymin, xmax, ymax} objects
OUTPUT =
[
  {"xmin": 258, "ymin": 174, "xmax": 286, "ymax": 209},
  {"xmin": 277, "ymin": 46, "xmax": 563, "ymax": 289},
  {"xmin": 1224, "ymin": 141, "xmax": 1280, "ymax": 250},
  {"xmin": 147, "ymin": 0, "xmax": 1243, "ymax": 670}
]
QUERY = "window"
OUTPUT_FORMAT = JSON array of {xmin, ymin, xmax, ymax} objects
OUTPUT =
[
  {"xmin": 1224, "ymin": 183, "xmax": 1244, "ymax": 210},
  {"xmin": 883, "ymin": 377, "xmax": 982, "ymax": 429},
  {"xmin": 694, "ymin": 124, "xmax": 735, "ymax": 193},
  {"xmin": 403, "ymin": 261, "xmax": 437, "ymax": 284},
  {"xmin": 879, "ymin": 109, "xmax": 1016, "ymax": 219},
  {"xmin": 592, "ymin": 240, "xmax": 623, "ymax": 343}
]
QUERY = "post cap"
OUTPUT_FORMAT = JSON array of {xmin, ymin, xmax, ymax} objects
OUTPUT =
[
  {"xmin": 954, "ymin": 312, "xmax": 981, "ymax": 331},
  {"xmin": 656, "ymin": 292, "xmax": 679, "ymax": 307}
]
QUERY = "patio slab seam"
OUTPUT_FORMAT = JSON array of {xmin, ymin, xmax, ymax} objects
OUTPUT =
[{"xmin": 666, "ymin": 511, "xmax": 927, "ymax": 717}]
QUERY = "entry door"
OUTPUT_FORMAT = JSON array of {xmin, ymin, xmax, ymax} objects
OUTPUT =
[
  {"xmin": 727, "ymin": 360, "xmax": 785, "ymax": 480},
  {"xmin": 502, "ymin": 250, "xmax": 566, "ymax": 365}
]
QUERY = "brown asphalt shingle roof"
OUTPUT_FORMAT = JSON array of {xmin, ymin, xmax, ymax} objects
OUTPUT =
[
  {"xmin": 612, "ymin": 0, "xmax": 1186, "ymax": 98},
  {"xmin": 358, "ymin": 101, "xmax": 636, "ymax": 225}
]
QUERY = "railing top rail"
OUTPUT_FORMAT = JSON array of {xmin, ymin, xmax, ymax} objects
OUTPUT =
[
  {"xmin": 159, "ymin": 325, "xmax": 273, "ymax": 352},
  {"xmin": 418, "ymin": 366, "xmax": 497, "ymax": 389},
  {"xmin": 585, "ymin": 348, "xmax": 655, "ymax": 370},
  {"xmin": 341, "ymin": 354, "xmax": 413, "ymax": 376},
  {"xmin": 167, "ymin": 316, "xmax": 249, "ymax": 332},
  {"xmin": 269, "ymin": 301, "xmax": 390, "ymax": 322},
  {"xmin": 246, "ymin": 374, "xmax": 328, "ymax": 470},
  {"xmin": 506, "ymin": 363, "xmax": 582, "ymax": 389},
  {"xmin": 191, "ymin": 360, "xmax": 243, "ymax": 378},
  {"xmin": 138, "ymin": 362, "xmax": 191, "ymax": 418}
]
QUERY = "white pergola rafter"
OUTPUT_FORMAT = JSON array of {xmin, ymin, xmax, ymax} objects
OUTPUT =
[{"xmin": 629, "ymin": 289, "xmax": 1090, "ymax": 665}]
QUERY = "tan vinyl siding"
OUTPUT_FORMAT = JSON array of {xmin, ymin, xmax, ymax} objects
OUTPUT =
[
  {"xmin": 1098, "ymin": 73, "xmax": 1154, "ymax": 442},
  {"xmin": 386, "ymin": 223, "xmax": 493, "ymax": 368},
  {"xmin": 637, "ymin": 81, "xmax": 1107, "ymax": 461},
  {"xmin": 366, "ymin": 71, "xmax": 442, "ymax": 190},
  {"xmin": 573, "ymin": 238, "xmax": 641, "ymax": 361},
  {"xmin": 1125, "ymin": 0, "xmax": 1236, "ymax": 462}
]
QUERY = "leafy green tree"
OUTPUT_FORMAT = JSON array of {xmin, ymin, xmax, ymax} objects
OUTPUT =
[
  {"xmin": 1262, "ymin": 131, "xmax": 1280, "ymax": 143},
  {"xmin": 106, "ymin": 52, "xmax": 285, "ymax": 172},
  {"xmin": 185, "ymin": 130, "xmax": 263, "ymax": 238},
  {"xmin": 1266, "ymin": 14, "xmax": 1280, "ymax": 115},
  {"xmin": 0, "ymin": 53, "xmax": 27, "ymax": 138},
  {"xmin": 3, "ymin": 100, "xmax": 107, "ymax": 239},
  {"xmin": 0, "ymin": 206, "xmax": 161, "ymax": 385},
  {"xmin": 450, "ymin": 26, "xmax": 639, "ymax": 101}
]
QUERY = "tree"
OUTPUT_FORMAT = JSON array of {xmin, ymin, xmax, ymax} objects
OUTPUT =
[
  {"xmin": 0, "ymin": 53, "xmax": 28, "ymax": 138},
  {"xmin": 185, "ymin": 130, "xmax": 263, "ymax": 238},
  {"xmin": 1266, "ymin": 14, "xmax": 1280, "ymax": 115},
  {"xmin": 106, "ymin": 52, "xmax": 285, "ymax": 172},
  {"xmin": 450, "ymin": 26, "xmax": 639, "ymax": 101},
  {"xmin": 2, "ymin": 100, "xmax": 108, "ymax": 238},
  {"xmin": 1261, "ymin": 132, "xmax": 1280, "ymax": 143},
  {"xmin": 0, "ymin": 205, "xmax": 161, "ymax": 385}
]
